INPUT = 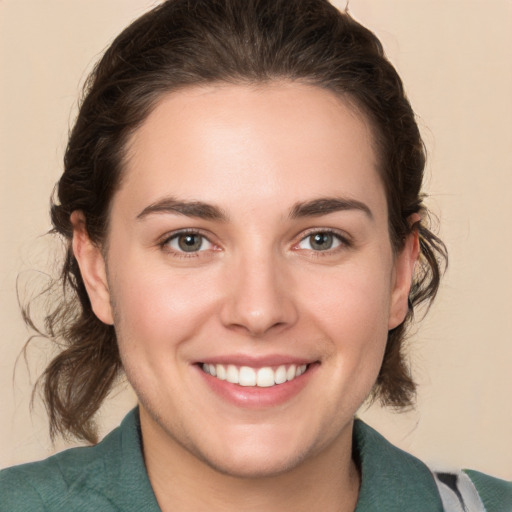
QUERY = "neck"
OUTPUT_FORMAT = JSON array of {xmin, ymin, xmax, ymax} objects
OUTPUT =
[{"xmin": 140, "ymin": 408, "xmax": 360, "ymax": 512}]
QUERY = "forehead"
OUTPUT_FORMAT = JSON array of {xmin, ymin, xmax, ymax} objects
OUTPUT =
[{"xmin": 118, "ymin": 82, "xmax": 384, "ymax": 218}]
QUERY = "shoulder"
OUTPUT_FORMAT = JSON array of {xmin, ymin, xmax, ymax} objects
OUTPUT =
[
  {"xmin": 0, "ymin": 450, "xmax": 107, "ymax": 511},
  {"xmin": 0, "ymin": 464, "xmax": 45, "ymax": 511},
  {"xmin": 465, "ymin": 469, "xmax": 512, "ymax": 512},
  {"xmin": 353, "ymin": 419, "xmax": 444, "ymax": 511},
  {"xmin": 0, "ymin": 408, "xmax": 159, "ymax": 512},
  {"xmin": 0, "ymin": 427, "xmax": 122, "ymax": 512},
  {"xmin": 353, "ymin": 420, "xmax": 512, "ymax": 512},
  {"xmin": 431, "ymin": 468, "xmax": 511, "ymax": 512}
]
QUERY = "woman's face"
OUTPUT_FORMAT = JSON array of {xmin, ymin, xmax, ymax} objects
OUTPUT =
[{"xmin": 78, "ymin": 82, "xmax": 417, "ymax": 477}]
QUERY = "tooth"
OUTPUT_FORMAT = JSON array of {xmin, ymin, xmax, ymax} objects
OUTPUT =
[
  {"xmin": 239, "ymin": 366, "xmax": 256, "ymax": 386},
  {"xmin": 256, "ymin": 367, "xmax": 275, "ymax": 387},
  {"xmin": 275, "ymin": 365, "xmax": 287, "ymax": 384},
  {"xmin": 216, "ymin": 364, "xmax": 226, "ymax": 380},
  {"xmin": 226, "ymin": 365, "xmax": 239, "ymax": 384},
  {"xmin": 206, "ymin": 363, "xmax": 308, "ymax": 386}
]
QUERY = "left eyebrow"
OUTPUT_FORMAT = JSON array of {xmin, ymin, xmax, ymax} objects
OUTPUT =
[{"xmin": 289, "ymin": 197, "xmax": 373, "ymax": 220}]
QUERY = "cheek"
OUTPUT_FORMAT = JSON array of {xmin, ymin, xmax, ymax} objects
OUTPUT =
[
  {"xmin": 109, "ymin": 263, "xmax": 220, "ymax": 355},
  {"xmin": 299, "ymin": 263, "xmax": 393, "ymax": 336},
  {"xmin": 296, "ymin": 261, "xmax": 393, "ymax": 390}
]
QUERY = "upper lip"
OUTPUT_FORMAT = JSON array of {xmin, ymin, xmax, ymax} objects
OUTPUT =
[{"xmin": 197, "ymin": 354, "xmax": 316, "ymax": 367}]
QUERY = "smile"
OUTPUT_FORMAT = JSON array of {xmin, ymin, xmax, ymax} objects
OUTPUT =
[{"xmin": 201, "ymin": 363, "xmax": 308, "ymax": 388}]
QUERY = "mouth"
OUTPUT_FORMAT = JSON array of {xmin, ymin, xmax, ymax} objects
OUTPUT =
[
  {"xmin": 196, "ymin": 358, "xmax": 319, "ymax": 408},
  {"xmin": 200, "ymin": 363, "xmax": 309, "ymax": 388}
]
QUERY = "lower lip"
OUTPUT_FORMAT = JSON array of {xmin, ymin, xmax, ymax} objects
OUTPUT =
[{"xmin": 195, "ymin": 363, "xmax": 318, "ymax": 408}]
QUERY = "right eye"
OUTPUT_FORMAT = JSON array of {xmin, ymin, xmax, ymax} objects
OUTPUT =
[{"xmin": 164, "ymin": 232, "xmax": 214, "ymax": 253}]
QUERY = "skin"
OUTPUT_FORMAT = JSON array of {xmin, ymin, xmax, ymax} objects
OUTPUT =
[{"xmin": 72, "ymin": 82, "xmax": 419, "ymax": 512}]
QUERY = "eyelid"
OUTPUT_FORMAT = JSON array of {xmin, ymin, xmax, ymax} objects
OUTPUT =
[
  {"xmin": 293, "ymin": 228, "xmax": 352, "ymax": 251},
  {"xmin": 159, "ymin": 228, "xmax": 219, "ymax": 255},
  {"xmin": 157, "ymin": 227, "xmax": 351, "ymax": 256}
]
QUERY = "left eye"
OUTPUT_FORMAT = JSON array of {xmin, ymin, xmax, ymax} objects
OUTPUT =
[
  {"xmin": 166, "ymin": 233, "xmax": 213, "ymax": 253},
  {"xmin": 297, "ymin": 232, "xmax": 343, "ymax": 251}
]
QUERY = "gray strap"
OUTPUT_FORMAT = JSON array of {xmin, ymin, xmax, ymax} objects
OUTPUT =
[{"xmin": 432, "ymin": 470, "xmax": 486, "ymax": 512}]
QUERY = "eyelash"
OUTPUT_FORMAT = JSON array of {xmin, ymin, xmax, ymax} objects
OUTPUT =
[
  {"xmin": 159, "ymin": 228, "xmax": 351, "ymax": 258},
  {"xmin": 294, "ymin": 228, "xmax": 351, "ymax": 255},
  {"xmin": 159, "ymin": 229, "xmax": 217, "ymax": 259}
]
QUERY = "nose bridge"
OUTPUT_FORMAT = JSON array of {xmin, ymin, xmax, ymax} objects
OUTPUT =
[{"xmin": 221, "ymin": 242, "xmax": 297, "ymax": 336}]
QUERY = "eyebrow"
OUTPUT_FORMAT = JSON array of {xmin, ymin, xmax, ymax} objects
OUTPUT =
[
  {"xmin": 136, "ymin": 196, "xmax": 373, "ymax": 222},
  {"xmin": 289, "ymin": 197, "xmax": 373, "ymax": 220},
  {"xmin": 136, "ymin": 197, "xmax": 228, "ymax": 221}
]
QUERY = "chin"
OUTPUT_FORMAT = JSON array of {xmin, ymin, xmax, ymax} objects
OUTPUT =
[
  {"xmin": 191, "ymin": 420, "xmax": 341, "ymax": 480},
  {"xmin": 198, "ymin": 444, "xmax": 309, "ymax": 479}
]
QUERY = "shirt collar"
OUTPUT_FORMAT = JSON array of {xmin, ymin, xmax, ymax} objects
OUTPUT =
[{"xmin": 353, "ymin": 419, "xmax": 443, "ymax": 511}]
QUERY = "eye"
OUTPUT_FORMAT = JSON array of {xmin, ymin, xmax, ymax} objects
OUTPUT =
[
  {"xmin": 166, "ymin": 232, "xmax": 213, "ymax": 253},
  {"xmin": 297, "ymin": 231, "xmax": 344, "ymax": 251}
]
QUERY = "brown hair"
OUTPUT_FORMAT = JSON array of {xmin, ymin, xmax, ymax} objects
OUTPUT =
[{"xmin": 27, "ymin": 0, "xmax": 447, "ymax": 443}]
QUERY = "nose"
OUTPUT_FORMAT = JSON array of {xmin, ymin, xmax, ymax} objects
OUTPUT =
[{"xmin": 220, "ymin": 252, "xmax": 299, "ymax": 337}]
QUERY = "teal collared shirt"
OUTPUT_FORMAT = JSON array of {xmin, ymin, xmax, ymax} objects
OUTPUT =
[{"xmin": 1, "ymin": 409, "xmax": 510, "ymax": 511}]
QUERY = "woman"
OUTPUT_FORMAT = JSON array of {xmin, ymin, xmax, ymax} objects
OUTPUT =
[{"xmin": 0, "ymin": 0, "xmax": 510, "ymax": 510}]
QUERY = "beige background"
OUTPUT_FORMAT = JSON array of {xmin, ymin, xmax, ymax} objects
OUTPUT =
[{"xmin": 1, "ymin": 0, "xmax": 511, "ymax": 479}]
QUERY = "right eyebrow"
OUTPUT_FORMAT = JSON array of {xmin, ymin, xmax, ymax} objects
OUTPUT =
[
  {"xmin": 136, "ymin": 197, "xmax": 228, "ymax": 221},
  {"xmin": 289, "ymin": 197, "xmax": 373, "ymax": 220}
]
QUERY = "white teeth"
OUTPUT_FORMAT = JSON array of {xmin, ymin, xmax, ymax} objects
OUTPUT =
[
  {"xmin": 216, "ymin": 364, "xmax": 226, "ymax": 380},
  {"xmin": 256, "ymin": 367, "xmax": 275, "ymax": 387},
  {"xmin": 275, "ymin": 365, "xmax": 287, "ymax": 384},
  {"xmin": 226, "ymin": 364, "xmax": 239, "ymax": 384},
  {"xmin": 202, "ymin": 362, "xmax": 309, "ymax": 387},
  {"xmin": 239, "ymin": 366, "xmax": 256, "ymax": 386}
]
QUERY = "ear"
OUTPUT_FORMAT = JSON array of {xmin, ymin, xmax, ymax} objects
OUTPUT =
[
  {"xmin": 71, "ymin": 211, "xmax": 114, "ymax": 325},
  {"xmin": 388, "ymin": 214, "xmax": 420, "ymax": 330}
]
